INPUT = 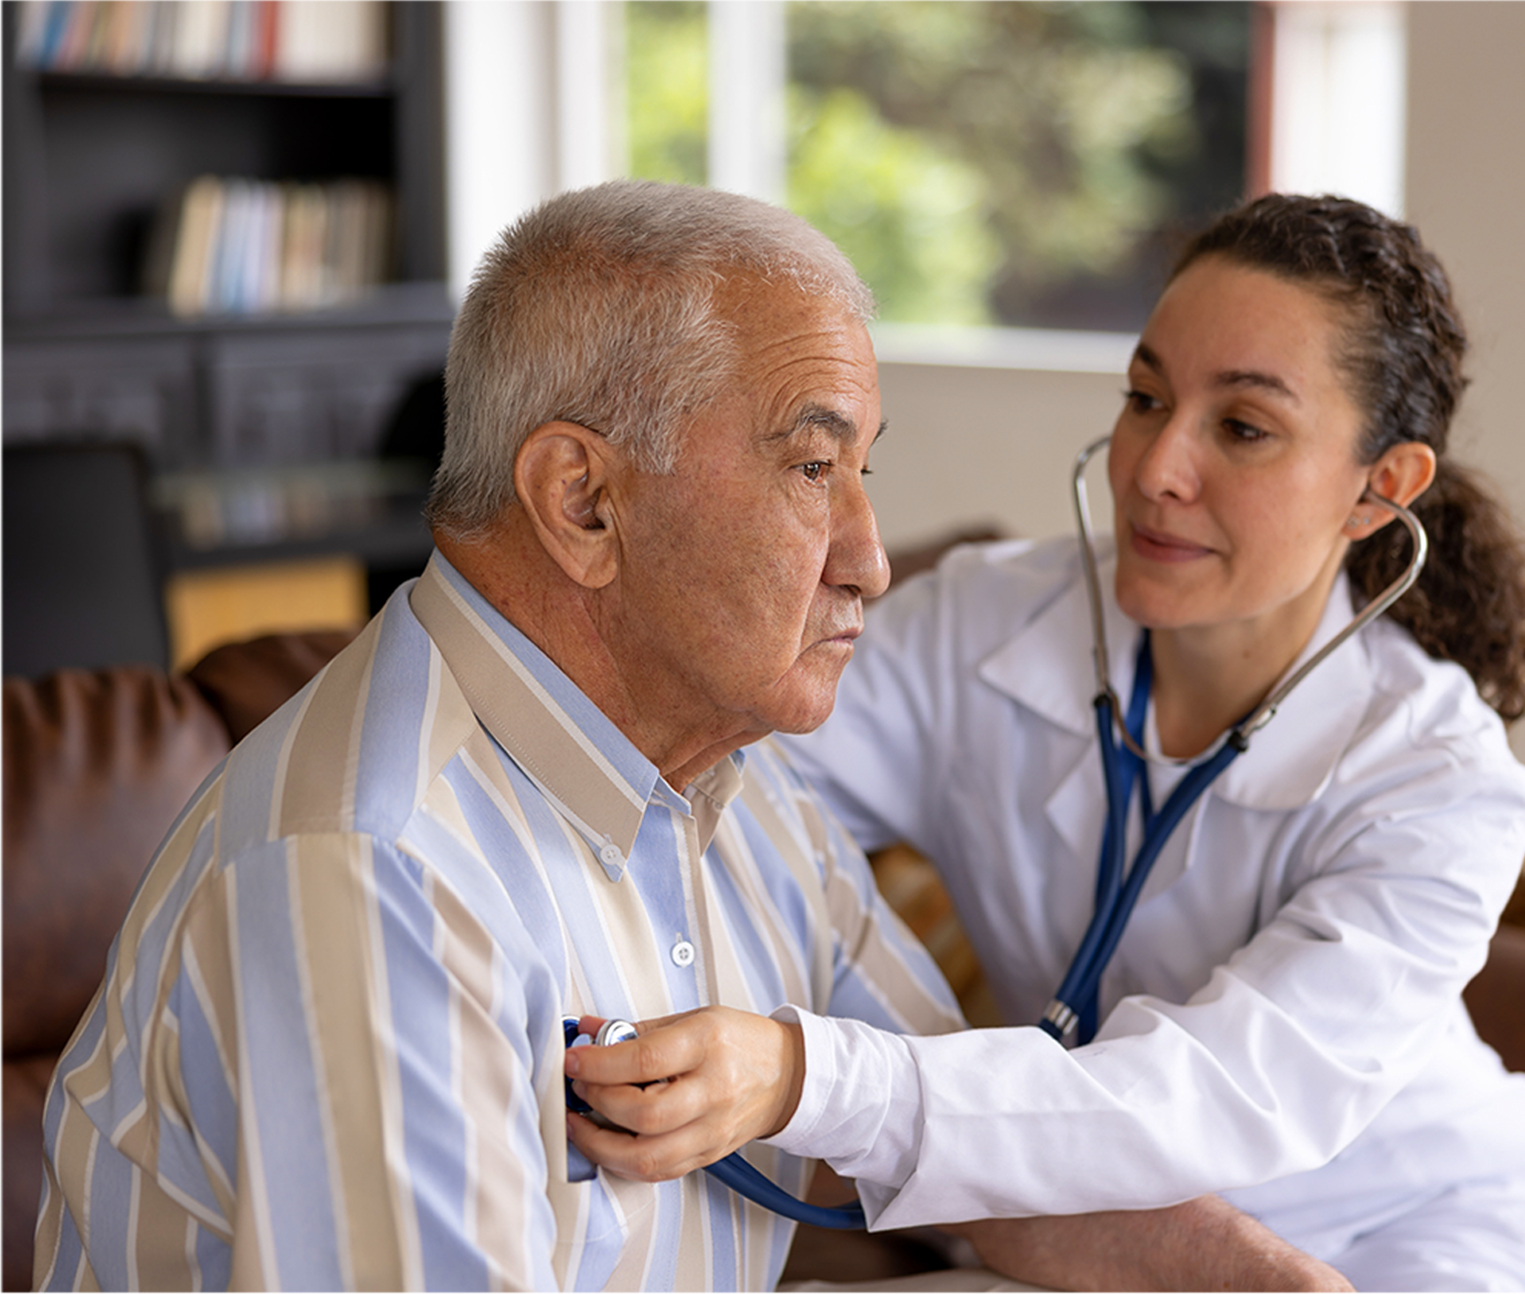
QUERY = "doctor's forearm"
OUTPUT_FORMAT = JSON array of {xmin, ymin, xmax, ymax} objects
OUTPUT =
[
  {"xmin": 784, "ymin": 994, "xmax": 1401, "ymax": 1228},
  {"xmin": 943, "ymin": 1197, "xmax": 1352, "ymax": 1293}
]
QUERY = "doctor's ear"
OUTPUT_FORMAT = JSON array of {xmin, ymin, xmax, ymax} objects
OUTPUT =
[
  {"xmin": 1345, "ymin": 441, "xmax": 1438, "ymax": 538},
  {"xmin": 514, "ymin": 422, "xmax": 621, "ymax": 589}
]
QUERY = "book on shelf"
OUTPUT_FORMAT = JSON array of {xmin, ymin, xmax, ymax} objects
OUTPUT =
[
  {"xmin": 14, "ymin": 1, "xmax": 387, "ymax": 84},
  {"xmin": 144, "ymin": 175, "xmax": 393, "ymax": 316}
]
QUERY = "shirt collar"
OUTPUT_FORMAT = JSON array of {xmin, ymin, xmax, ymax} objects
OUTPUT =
[
  {"xmin": 410, "ymin": 551, "xmax": 745, "ymax": 878},
  {"xmin": 978, "ymin": 540, "xmax": 1374, "ymax": 811}
]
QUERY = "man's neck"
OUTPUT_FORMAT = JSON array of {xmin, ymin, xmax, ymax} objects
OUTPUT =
[{"xmin": 435, "ymin": 527, "xmax": 759, "ymax": 790}]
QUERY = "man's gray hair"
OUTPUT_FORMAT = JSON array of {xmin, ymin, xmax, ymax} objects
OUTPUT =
[{"xmin": 426, "ymin": 180, "xmax": 876, "ymax": 538}]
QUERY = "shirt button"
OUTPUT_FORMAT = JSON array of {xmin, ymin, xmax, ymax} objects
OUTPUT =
[
  {"xmin": 599, "ymin": 843, "xmax": 622, "ymax": 866},
  {"xmin": 670, "ymin": 939, "xmax": 696, "ymax": 968}
]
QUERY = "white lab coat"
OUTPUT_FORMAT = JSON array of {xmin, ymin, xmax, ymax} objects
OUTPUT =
[{"xmin": 773, "ymin": 536, "xmax": 1525, "ymax": 1277}]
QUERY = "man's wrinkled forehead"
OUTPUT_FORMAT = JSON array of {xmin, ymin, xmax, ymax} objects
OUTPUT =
[{"xmin": 709, "ymin": 279, "xmax": 880, "ymax": 430}]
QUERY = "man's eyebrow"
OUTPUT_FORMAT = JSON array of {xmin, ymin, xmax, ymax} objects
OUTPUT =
[
  {"xmin": 766, "ymin": 404, "xmax": 887, "ymax": 444},
  {"xmin": 1131, "ymin": 341, "xmax": 1297, "ymax": 402}
]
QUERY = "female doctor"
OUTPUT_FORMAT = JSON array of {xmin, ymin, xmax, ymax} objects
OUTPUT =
[{"xmin": 568, "ymin": 195, "xmax": 1525, "ymax": 1290}]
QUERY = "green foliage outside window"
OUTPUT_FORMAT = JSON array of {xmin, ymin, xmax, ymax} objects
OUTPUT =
[
  {"xmin": 787, "ymin": 86, "xmax": 1001, "ymax": 326},
  {"xmin": 623, "ymin": 1, "xmax": 1249, "ymax": 331},
  {"xmin": 626, "ymin": 2, "xmax": 707, "ymax": 185}
]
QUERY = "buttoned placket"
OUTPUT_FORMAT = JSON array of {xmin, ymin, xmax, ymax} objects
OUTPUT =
[{"xmin": 654, "ymin": 782, "xmax": 715, "ymax": 1008}]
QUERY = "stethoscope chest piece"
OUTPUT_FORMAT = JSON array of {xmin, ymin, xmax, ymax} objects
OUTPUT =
[{"xmin": 561, "ymin": 1012, "xmax": 867, "ymax": 1228}]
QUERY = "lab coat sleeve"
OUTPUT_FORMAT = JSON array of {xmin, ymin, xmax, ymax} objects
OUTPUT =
[{"xmin": 768, "ymin": 744, "xmax": 1525, "ymax": 1230}]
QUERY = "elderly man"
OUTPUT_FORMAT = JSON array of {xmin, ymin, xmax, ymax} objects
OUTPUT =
[{"xmin": 36, "ymin": 180, "xmax": 1338, "ymax": 1292}]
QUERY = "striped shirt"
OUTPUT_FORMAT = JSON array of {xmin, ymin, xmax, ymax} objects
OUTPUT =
[{"xmin": 36, "ymin": 551, "xmax": 962, "ymax": 1291}]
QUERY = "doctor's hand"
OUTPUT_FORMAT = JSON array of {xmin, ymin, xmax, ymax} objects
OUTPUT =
[
  {"xmin": 943, "ymin": 1195, "xmax": 1353, "ymax": 1292},
  {"xmin": 564, "ymin": 1007, "xmax": 805, "ymax": 1182}
]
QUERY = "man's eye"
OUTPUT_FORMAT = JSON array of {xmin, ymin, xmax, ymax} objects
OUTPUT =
[{"xmin": 799, "ymin": 461, "xmax": 830, "ymax": 483}]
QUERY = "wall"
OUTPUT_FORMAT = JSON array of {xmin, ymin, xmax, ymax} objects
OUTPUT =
[
  {"xmin": 1405, "ymin": 3, "xmax": 1525, "ymax": 527},
  {"xmin": 869, "ymin": 357, "xmax": 1123, "ymax": 550},
  {"xmin": 1404, "ymin": 2, "xmax": 1525, "ymax": 756}
]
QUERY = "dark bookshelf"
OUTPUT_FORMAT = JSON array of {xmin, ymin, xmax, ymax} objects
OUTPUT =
[{"xmin": 2, "ymin": 1, "xmax": 451, "ymax": 594}]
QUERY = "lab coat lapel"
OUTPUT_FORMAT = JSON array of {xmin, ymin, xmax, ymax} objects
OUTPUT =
[
  {"xmin": 976, "ymin": 548, "xmax": 1373, "ymax": 901},
  {"xmin": 978, "ymin": 540, "xmax": 1143, "ymax": 867}
]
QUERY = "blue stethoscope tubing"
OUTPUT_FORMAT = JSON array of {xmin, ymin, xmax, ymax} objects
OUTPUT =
[
  {"xmin": 564, "ymin": 1017, "xmax": 867, "ymax": 1228},
  {"xmin": 563, "ymin": 438, "xmax": 1426, "ymax": 1226},
  {"xmin": 704, "ymin": 1150, "xmax": 867, "ymax": 1229},
  {"xmin": 1041, "ymin": 633, "xmax": 1248, "ymax": 1043},
  {"xmin": 1043, "ymin": 435, "xmax": 1430, "ymax": 1045}
]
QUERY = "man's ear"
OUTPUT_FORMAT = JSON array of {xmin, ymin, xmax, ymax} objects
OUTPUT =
[
  {"xmin": 1345, "ymin": 441, "xmax": 1438, "ymax": 538},
  {"xmin": 514, "ymin": 422, "xmax": 621, "ymax": 589}
]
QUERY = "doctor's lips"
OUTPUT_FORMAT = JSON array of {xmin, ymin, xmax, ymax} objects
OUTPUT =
[{"xmin": 1128, "ymin": 522, "xmax": 1213, "ymax": 562}]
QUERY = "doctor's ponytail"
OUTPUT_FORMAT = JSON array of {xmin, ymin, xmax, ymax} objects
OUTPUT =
[{"xmin": 1174, "ymin": 193, "xmax": 1525, "ymax": 722}]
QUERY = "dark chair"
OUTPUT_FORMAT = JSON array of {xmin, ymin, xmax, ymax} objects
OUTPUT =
[{"xmin": 3, "ymin": 442, "xmax": 169, "ymax": 679}]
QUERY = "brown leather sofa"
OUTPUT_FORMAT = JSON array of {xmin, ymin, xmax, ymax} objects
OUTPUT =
[
  {"xmin": 3, "ymin": 631, "xmax": 355, "ymax": 1292},
  {"xmin": 5, "ymin": 626, "xmax": 1524, "ymax": 1292}
]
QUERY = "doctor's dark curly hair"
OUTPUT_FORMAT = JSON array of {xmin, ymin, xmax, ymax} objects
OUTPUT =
[{"xmin": 1173, "ymin": 193, "xmax": 1525, "ymax": 721}]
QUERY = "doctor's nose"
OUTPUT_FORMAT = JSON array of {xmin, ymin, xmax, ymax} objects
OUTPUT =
[{"xmin": 1133, "ymin": 418, "xmax": 1203, "ymax": 504}]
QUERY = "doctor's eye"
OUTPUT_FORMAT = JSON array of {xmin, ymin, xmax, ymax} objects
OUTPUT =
[
  {"xmin": 798, "ymin": 461, "xmax": 831, "ymax": 483},
  {"xmin": 1123, "ymin": 389, "xmax": 1162, "ymax": 415},
  {"xmin": 1223, "ymin": 418, "xmax": 1267, "ymax": 443}
]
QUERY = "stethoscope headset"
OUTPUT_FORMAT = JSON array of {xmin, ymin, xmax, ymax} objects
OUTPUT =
[
  {"xmin": 1045, "ymin": 435, "xmax": 1428, "ymax": 1043},
  {"xmin": 565, "ymin": 436, "xmax": 1428, "ymax": 1231}
]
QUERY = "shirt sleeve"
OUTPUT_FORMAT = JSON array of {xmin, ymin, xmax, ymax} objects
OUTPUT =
[
  {"xmin": 170, "ymin": 832, "xmax": 562, "ymax": 1291},
  {"xmin": 769, "ymin": 748, "xmax": 1525, "ymax": 1230}
]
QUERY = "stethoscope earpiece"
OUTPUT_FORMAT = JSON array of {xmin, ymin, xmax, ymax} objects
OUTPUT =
[{"xmin": 1069, "ymin": 435, "xmax": 1429, "ymax": 760}]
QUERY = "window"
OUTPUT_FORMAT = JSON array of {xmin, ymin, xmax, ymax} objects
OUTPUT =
[
  {"xmin": 443, "ymin": 1, "xmax": 1405, "ymax": 346},
  {"xmin": 624, "ymin": 1, "xmax": 1251, "ymax": 333}
]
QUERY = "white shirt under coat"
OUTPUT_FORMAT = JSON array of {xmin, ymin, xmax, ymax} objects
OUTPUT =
[{"xmin": 771, "ymin": 535, "xmax": 1525, "ymax": 1256}]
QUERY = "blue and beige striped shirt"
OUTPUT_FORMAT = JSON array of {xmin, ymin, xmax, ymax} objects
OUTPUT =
[{"xmin": 36, "ymin": 552, "xmax": 962, "ymax": 1291}]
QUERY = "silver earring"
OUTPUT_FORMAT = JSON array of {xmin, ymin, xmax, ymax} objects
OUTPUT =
[{"xmin": 1349, "ymin": 515, "xmax": 1373, "ymax": 527}]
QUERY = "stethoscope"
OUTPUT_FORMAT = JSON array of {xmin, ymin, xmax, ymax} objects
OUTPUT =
[
  {"xmin": 562, "ymin": 437, "xmax": 1427, "ymax": 1227},
  {"xmin": 1040, "ymin": 435, "xmax": 1429, "ymax": 1046},
  {"xmin": 564, "ymin": 1016, "xmax": 867, "ymax": 1229}
]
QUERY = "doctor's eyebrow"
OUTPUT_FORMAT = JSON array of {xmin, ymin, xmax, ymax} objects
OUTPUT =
[{"xmin": 1132, "ymin": 342, "xmax": 1298, "ymax": 403}]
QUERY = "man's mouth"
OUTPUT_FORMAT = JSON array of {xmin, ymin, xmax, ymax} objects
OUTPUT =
[{"xmin": 814, "ymin": 624, "xmax": 862, "ymax": 648}]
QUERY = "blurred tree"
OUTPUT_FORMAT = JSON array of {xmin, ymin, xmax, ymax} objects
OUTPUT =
[
  {"xmin": 623, "ymin": 2, "xmax": 1249, "ymax": 331},
  {"xmin": 627, "ymin": 2, "xmax": 707, "ymax": 185},
  {"xmin": 788, "ymin": 1, "xmax": 1249, "ymax": 330},
  {"xmin": 788, "ymin": 88, "xmax": 1001, "ymax": 325}
]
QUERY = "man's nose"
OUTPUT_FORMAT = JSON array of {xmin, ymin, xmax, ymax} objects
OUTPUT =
[{"xmin": 828, "ymin": 477, "xmax": 891, "ymax": 599}]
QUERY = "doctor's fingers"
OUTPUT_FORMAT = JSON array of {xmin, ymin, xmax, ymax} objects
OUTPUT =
[
  {"xmin": 567, "ymin": 1007, "xmax": 805, "ymax": 1143},
  {"xmin": 569, "ymin": 1063, "xmax": 779, "ymax": 1156},
  {"xmin": 566, "ymin": 1006, "xmax": 797, "ymax": 1101},
  {"xmin": 566, "ymin": 1108, "xmax": 737, "ymax": 1183},
  {"xmin": 565, "ymin": 1010, "xmax": 704, "ymax": 1088}
]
